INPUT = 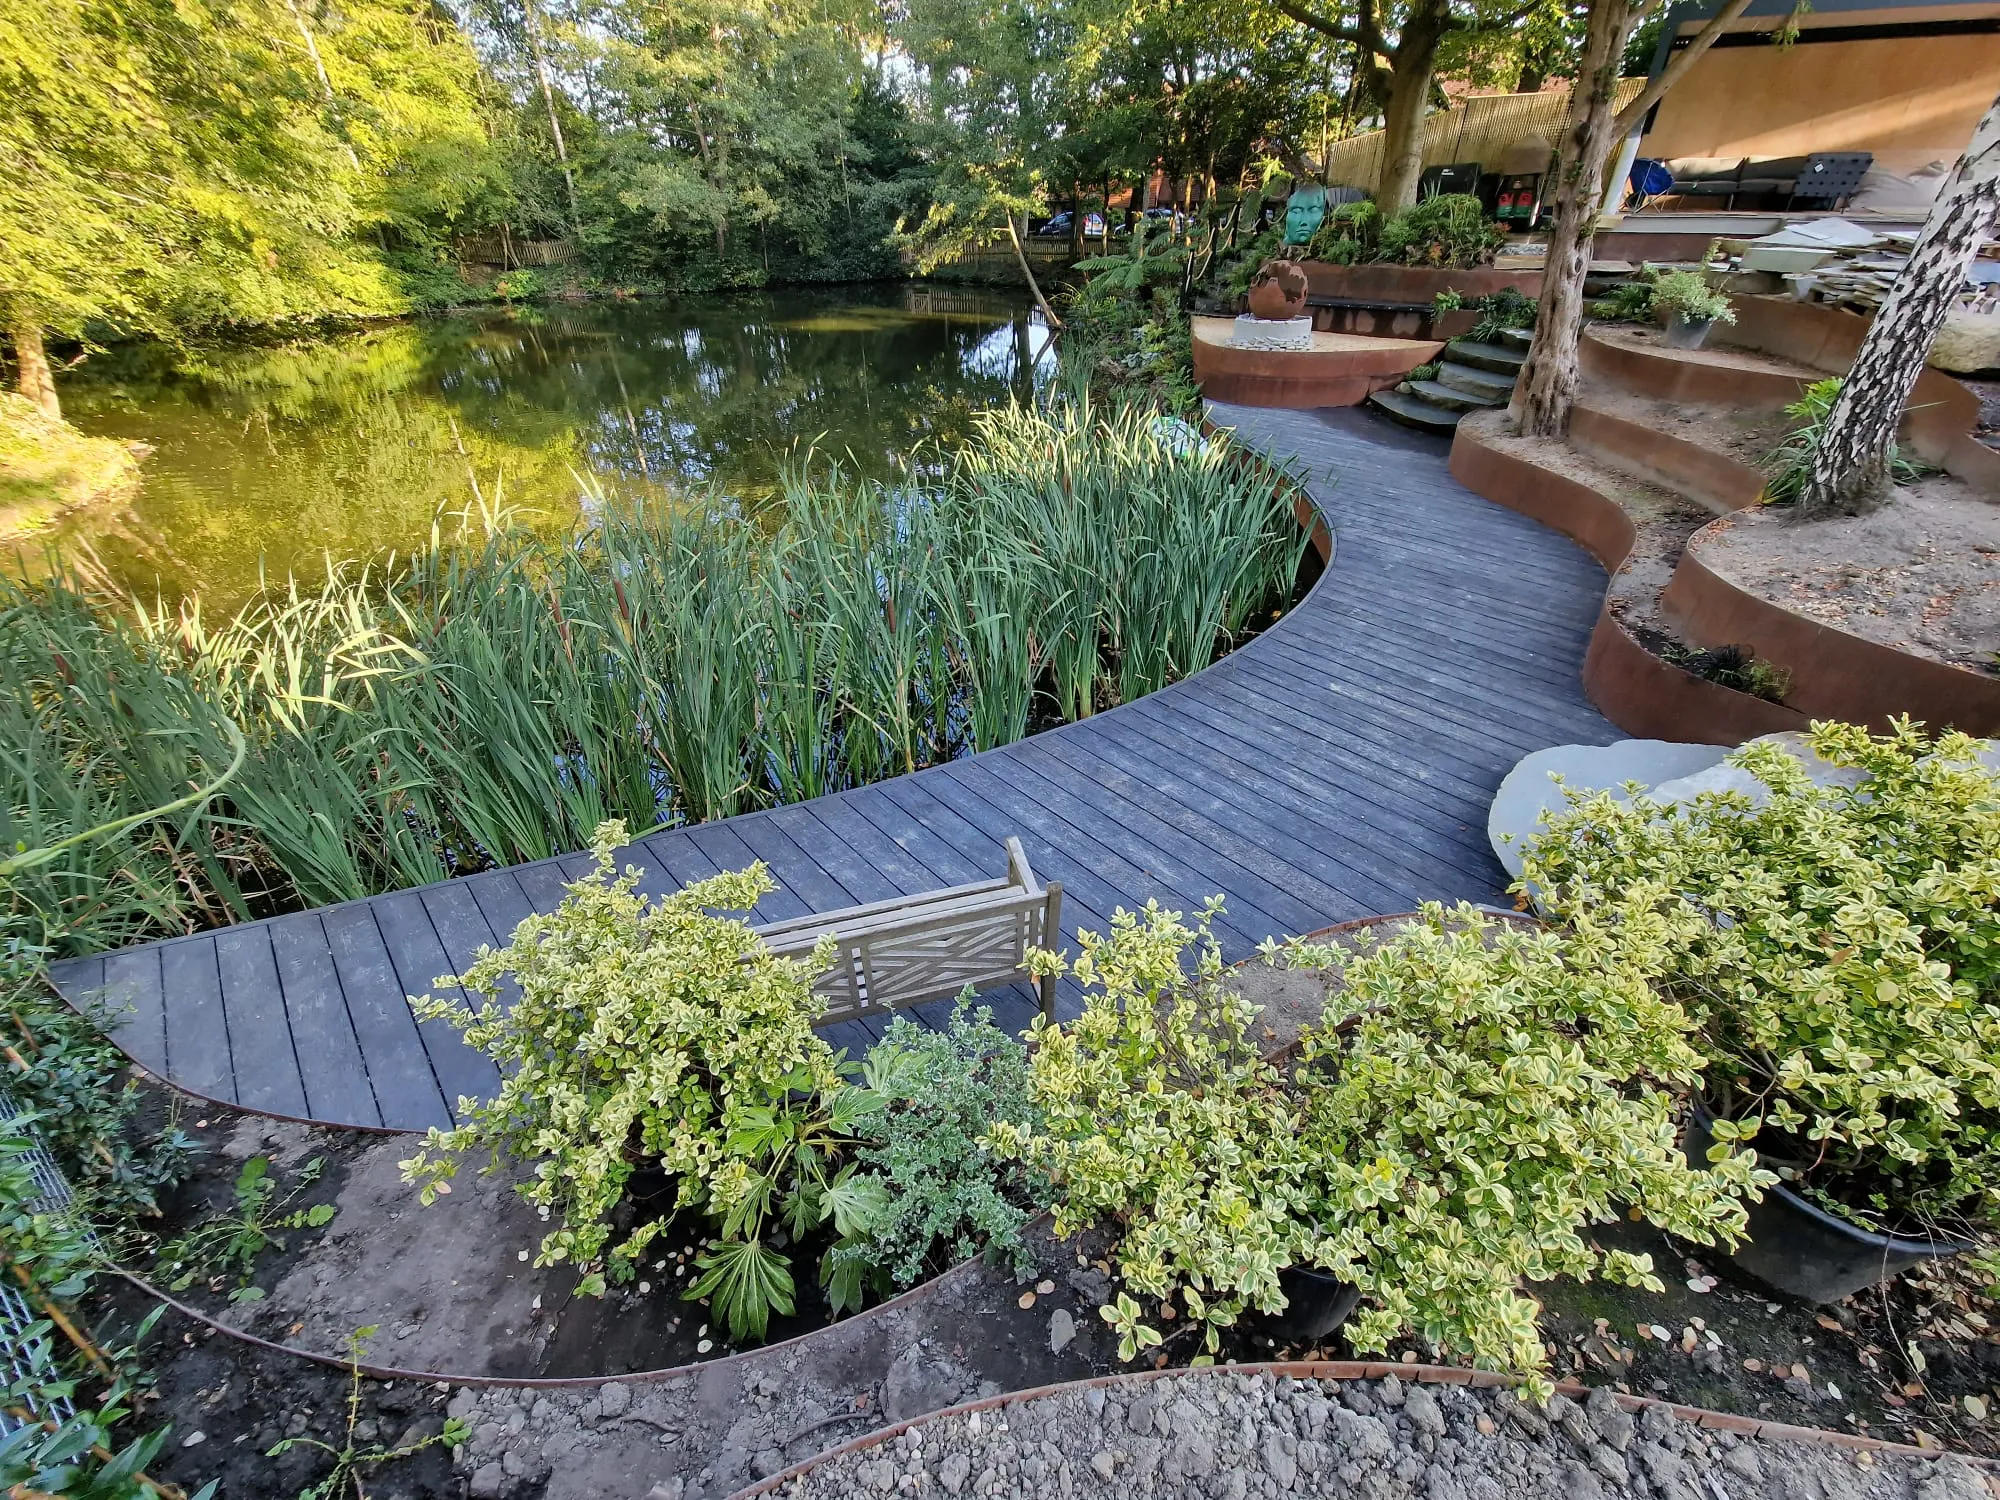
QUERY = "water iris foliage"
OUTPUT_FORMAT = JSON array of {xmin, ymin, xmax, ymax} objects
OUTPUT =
[{"xmin": 2, "ymin": 402, "xmax": 1309, "ymax": 955}]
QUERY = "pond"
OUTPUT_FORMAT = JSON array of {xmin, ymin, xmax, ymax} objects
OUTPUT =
[{"xmin": 18, "ymin": 283, "xmax": 1044, "ymax": 605}]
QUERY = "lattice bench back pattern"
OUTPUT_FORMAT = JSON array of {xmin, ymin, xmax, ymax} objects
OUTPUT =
[{"xmin": 750, "ymin": 837, "xmax": 1063, "ymax": 1023}]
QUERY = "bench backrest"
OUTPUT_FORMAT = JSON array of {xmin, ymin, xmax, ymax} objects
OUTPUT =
[{"xmin": 751, "ymin": 837, "xmax": 1064, "ymax": 1024}]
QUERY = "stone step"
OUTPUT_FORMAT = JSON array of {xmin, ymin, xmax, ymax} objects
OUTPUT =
[
  {"xmin": 1409, "ymin": 378, "xmax": 1505, "ymax": 413},
  {"xmin": 1367, "ymin": 387, "xmax": 1464, "ymax": 434},
  {"xmin": 1497, "ymin": 326, "xmax": 1535, "ymax": 352},
  {"xmin": 1436, "ymin": 361, "xmax": 1516, "ymax": 400},
  {"xmin": 1444, "ymin": 338, "xmax": 1528, "ymax": 375}
]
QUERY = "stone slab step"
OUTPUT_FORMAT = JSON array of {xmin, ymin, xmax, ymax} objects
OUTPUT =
[
  {"xmin": 1436, "ymin": 361, "xmax": 1515, "ymax": 399},
  {"xmin": 1444, "ymin": 338, "xmax": 1528, "ymax": 375},
  {"xmin": 1498, "ymin": 326, "xmax": 1535, "ymax": 351},
  {"xmin": 1367, "ymin": 388, "xmax": 1463, "ymax": 433},
  {"xmin": 1407, "ymin": 379, "xmax": 1504, "ymax": 412}
]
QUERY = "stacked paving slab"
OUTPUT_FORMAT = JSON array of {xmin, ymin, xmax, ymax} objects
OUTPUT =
[{"xmin": 1368, "ymin": 325, "xmax": 1530, "ymax": 433}]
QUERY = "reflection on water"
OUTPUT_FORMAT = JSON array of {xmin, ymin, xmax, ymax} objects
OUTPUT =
[{"xmin": 21, "ymin": 283, "xmax": 1046, "ymax": 605}]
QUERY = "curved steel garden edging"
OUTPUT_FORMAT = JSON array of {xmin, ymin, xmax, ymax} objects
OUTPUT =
[
  {"xmin": 1191, "ymin": 321, "xmax": 1442, "ymax": 409},
  {"xmin": 111, "ymin": 1243, "xmax": 998, "ymax": 1392},
  {"xmin": 1581, "ymin": 298, "xmax": 2000, "ymax": 494},
  {"xmin": 1663, "ymin": 531, "xmax": 2000, "ymax": 736},
  {"xmin": 1448, "ymin": 420, "xmax": 1807, "ymax": 743},
  {"xmin": 723, "ymin": 1360, "xmax": 2000, "ymax": 1499},
  {"xmin": 1567, "ymin": 404, "xmax": 1763, "ymax": 516}
]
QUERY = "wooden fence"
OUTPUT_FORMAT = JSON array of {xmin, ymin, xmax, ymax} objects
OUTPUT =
[
  {"xmin": 1323, "ymin": 81, "xmax": 1646, "ymax": 194},
  {"xmin": 454, "ymin": 234, "xmax": 577, "ymax": 268}
]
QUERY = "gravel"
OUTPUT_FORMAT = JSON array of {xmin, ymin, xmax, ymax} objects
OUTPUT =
[{"xmin": 759, "ymin": 1371, "xmax": 1997, "ymax": 1500}]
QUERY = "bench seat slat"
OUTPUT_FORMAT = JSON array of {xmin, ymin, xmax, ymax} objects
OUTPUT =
[{"xmin": 745, "ymin": 836, "xmax": 1059, "ymax": 1023}]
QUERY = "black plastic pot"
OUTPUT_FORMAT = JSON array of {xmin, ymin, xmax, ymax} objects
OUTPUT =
[
  {"xmin": 1262, "ymin": 1266, "xmax": 1362, "ymax": 1342},
  {"xmin": 1687, "ymin": 1103, "xmax": 1970, "ymax": 1304}
]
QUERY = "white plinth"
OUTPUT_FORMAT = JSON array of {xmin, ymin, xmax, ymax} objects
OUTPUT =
[{"xmin": 1229, "ymin": 315, "xmax": 1314, "ymax": 352}]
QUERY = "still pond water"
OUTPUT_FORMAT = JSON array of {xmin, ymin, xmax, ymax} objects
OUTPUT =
[{"xmin": 24, "ymin": 283, "xmax": 1043, "ymax": 605}]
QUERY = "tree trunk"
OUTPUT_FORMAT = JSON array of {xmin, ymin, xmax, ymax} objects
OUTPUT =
[
  {"xmin": 1509, "ymin": 0, "xmax": 1638, "ymax": 437},
  {"xmin": 1006, "ymin": 215, "xmax": 1063, "ymax": 330},
  {"xmin": 523, "ymin": 0, "xmax": 580, "ymax": 230},
  {"xmin": 1800, "ymin": 90, "xmax": 2000, "ymax": 516},
  {"xmin": 9, "ymin": 311, "xmax": 59, "ymax": 422},
  {"xmin": 1375, "ymin": 54, "xmax": 1436, "ymax": 212}
]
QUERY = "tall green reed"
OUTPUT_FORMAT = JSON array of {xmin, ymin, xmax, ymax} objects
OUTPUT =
[{"xmin": 3, "ymin": 401, "xmax": 1306, "ymax": 956}]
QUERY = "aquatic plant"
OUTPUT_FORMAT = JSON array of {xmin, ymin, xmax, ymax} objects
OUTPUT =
[{"xmin": 2, "ymin": 402, "xmax": 1307, "ymax": 955}]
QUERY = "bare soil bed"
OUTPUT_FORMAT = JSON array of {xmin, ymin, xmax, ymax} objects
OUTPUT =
[
  {"xmin": 1590, "ymin": 322, "xmax": 1825, "ymax": 382},
  {"xmin": 103, "ymin": 958, "xmax": 2000, "ymax": 1497},
  {"xmin": 1693, "ymin": 476, "xmax": 2000, "ymax": 671}
]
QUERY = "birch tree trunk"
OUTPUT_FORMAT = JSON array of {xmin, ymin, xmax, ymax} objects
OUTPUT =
[
  {"xmin": 1509, "ymin": 0, "xmax": 1637, "ymax": 437},
  {"xmin": 1007, "ymin": 215, "xmax": 1063, "ymax": 330},
  {"xmin": 523, "ymin": 0, "xmax": 580, "ymax": 230},
  {"xmin": 9, "ymin": 309, "xmax": 60, "ymax": 421},
  {"xmin": 1798, "ymin": 90, "xmax": 2000, "ymax": 516}
]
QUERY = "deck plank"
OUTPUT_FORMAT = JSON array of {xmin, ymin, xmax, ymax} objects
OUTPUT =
[
  {"xmin": 267, "ymin": 914, "xmax": 379, "ymax": 1127},
  {"xmin": 211, "ymin": 928, "xmax": 306, "ymax": 1118},
  {"xmin": 49, "ymin": 404, "xmax": 1620, "ymax": 1126},
  {"xmin": 372, "ymin": 889, "xmax": 501, "ymax": 1120},
  {"xmin": 161, "ymin": 940, "xmax": 233, "ymax": 1104},
  {"xmin": 321, "ymin": 906, "xmax": 452, "ymax": 1131}
]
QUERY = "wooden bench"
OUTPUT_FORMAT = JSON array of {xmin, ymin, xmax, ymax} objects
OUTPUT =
[{"xmin": 750, "ymin": 837, "xmax": 1064, "ymax": 1024}]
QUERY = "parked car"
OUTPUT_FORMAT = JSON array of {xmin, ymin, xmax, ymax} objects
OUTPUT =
[
  {"xmin": 1033, "ymin": 212, "xmax": 1074, "ymax": 237},
  {"xmin": 1113, "ymin": 206, "xmax": 1180, "ymax": 236}
]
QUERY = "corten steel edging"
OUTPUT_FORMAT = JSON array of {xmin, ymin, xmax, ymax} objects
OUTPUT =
[
  {"xmin": 113, "ymin": 1243, "xmax": 1003, "ymax": 1393},
  {"xmin": 1191, "ymin": 330, "xmax": 1444, "ymax": 410},
  {"xmin": 1448, "ymin": 422, "xmax": 1806, "ymax": 743},
  {"xmin": 1299, "ymin": 263, "xmax": 1544, "ymax": 304},
  {"xmin": 1569, "ymin": 403, "xmax": 1765, "ymax": 516},
  {"xmin": 1663, "ymin": 532, "xmax": 2000, "ymax": 735},
  {"xmin": 723, "ymin": 1360, "xmax": 2000, "ymax": 1500},
  {"xmin": 1579, "ymin": 326, "xmax": 1813, "ymax": 413},
  {"xmin": 1725, "ymin": 297, "xmax": 1991, "ymax": 483},
  {"xmin": 1585, "ymin": 296, "xmax": 2000, "ymax": 494}
]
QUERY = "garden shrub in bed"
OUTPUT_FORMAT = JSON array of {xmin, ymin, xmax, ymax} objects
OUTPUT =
[
  {"xmin": 401, "ymin": 821, "xmax": 881, "ymax": 1340},
  {"xmin": 1521, "ymin": 721, "xmax": 2000, "ymax": 1244},
  {"xmin": 992, "ymin": 900, "xmax": 1766, "ymax": 1394},
  {"xmin": 403, "ymin": 822, "xmax": 1050, "ymax": 1342}
]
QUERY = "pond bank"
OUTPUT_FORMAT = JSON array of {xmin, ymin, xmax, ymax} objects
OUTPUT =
[{"xmin": 0, "ymin": 392, "xmax": 146, "ymax": 541}]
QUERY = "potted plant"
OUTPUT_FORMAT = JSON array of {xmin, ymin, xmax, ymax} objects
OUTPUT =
[
  {"xmin": 1650, "ymin": 268, "xmax": 1737, "ymax": 349},
  {"xmin": 1522, "ymin": 723, "xmax": 2000, "ymax": 1303},
  {"xmin": 993, "ymin": 899, "xmax": 1767, "ymax": 1394}
]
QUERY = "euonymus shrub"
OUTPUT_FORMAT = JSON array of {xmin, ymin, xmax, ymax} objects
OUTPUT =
[
  {"xmin": 992, "ymin": 901, "xmax": 1766, "ymax": 1394},
  {"xmin": 402, "ymin": 822, "xmax": 1049, "ymax": 1341},
  {"xmin": 990, "ymin": 899, "xmax": 1320, "ymax": 1362},
  {"xmin": 1286, "ymin": 909, "xmax": 1766, "ymax": 1386},
  {"xmin": 1522, "ymin": 721, "xmax": 2000, "ymax": 1238},
  {"xmin": 401, "ymin": 821, "xmax": 888, "ymax": 1340}
]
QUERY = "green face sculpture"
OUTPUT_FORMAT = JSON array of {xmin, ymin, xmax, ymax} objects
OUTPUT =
[{"xmin": 1283, "ymin": 184, "xmax": 1329, "ymax": 245}]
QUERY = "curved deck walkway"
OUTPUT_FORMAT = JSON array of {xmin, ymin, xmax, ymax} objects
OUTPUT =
[{"xmin": 48, "ymin": 405, "xmax": 1616, "ymax": 1130}]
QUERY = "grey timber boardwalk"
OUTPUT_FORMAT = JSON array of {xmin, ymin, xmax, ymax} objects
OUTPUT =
[{"xmin": 48, "ymin": 405, "xmax": 1616, "ymax": 1129}]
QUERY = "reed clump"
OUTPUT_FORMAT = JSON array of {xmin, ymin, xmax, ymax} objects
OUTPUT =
[{"xmin": 3, "ymin": 401, "xmax": 1308, "ymax": 954}]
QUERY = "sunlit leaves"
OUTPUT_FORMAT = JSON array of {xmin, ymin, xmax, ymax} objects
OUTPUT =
[{"xmin": 1521, "ymin": 720, "xmax": 2000, "ymax": 1234}]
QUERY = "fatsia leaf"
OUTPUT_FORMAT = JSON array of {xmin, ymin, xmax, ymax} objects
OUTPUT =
[{"xmin": 688, "ymin": 1238, "xmax": 796, "ymax": 1343}]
